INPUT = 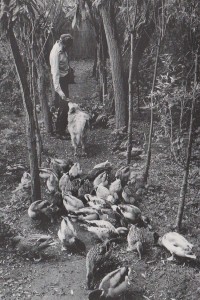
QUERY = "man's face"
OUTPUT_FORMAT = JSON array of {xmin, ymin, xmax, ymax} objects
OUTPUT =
[{"xmin": 62, "ymin": 39, "xmax": 73, "ymax": 51}]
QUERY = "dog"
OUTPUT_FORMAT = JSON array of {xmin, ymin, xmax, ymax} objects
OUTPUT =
[{"xmin": 68, "ymin": 102, "xmax": 90, "ymax": 156}]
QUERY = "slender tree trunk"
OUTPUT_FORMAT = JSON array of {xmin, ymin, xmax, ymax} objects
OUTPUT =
[
  {"xmin": 143, "ymin": 38, "xmax": 161, "ymax": 183},
  {"xmin": 136, "ymin": 68, "xmax": 141, "ymax": 114},
  {"xmin": 100, "ymin": 22, "xmax": 108, "ymax": 101},
  {"xmin": 98, "ymin": 25, "xmax": 108, "ymax": 103},
  {"xmin": 30, "ymin": 34, "xmax": 43, "ymax": 166},
  {"xmin": 97, "ymin": 42, "xmax": 102, "ymax": 101},
  {"xmin": 92, "ymin": 46, "xmax": 98, "ymax": 79},
  {"xmin": 126, "ymin": 0, "xmax": 138, "ymax": 164},
  {"xmin": 127, "ymin": 32, "xmax": 134, "ymax": 164},
  {"xmin": 7, "ymin": 28, "xmax": 41, "ymax": 202},
  {"xmin": 176, "ymin": 52, "xmax": 198, "ymax": 231},
  {"xmin": 100, "ymin": 2, "xmax": 126, "ymax": 128}
]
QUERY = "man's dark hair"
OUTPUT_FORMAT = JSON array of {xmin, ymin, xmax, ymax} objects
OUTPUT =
[{"xmin": 60, "ymin": 34, "xmax": 73, "ymax": 43}]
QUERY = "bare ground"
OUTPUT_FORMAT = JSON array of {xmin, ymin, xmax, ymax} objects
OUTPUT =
[{"xmin": 1, "ymin": 60, "xmax": 200, "ymax": 300}]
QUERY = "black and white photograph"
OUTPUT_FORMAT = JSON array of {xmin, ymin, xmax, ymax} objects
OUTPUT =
[{"xmin": 0, "ymin": 0, "xmax": 200, "ymax": 299}]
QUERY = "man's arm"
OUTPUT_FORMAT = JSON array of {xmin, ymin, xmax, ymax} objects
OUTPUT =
[{"xmin": 50, "ymin": 51, "xmax": 66, "ymax": 99}]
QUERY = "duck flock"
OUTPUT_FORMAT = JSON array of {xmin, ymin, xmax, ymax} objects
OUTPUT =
[{"xmin": 1, "ymin": 158, "xmax": 197, "ymax": 299}]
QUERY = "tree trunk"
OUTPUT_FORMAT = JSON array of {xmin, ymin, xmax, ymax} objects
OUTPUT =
[
  {"xmin": 98, "ymin": 37, "xmax": 107, "ymax": 103},
  {"xmin": 92, "ymin": 46, "xmax": 98, "ymax": 78},
  {"xmin": 100, "ymin": 2, "xmax": 126, "ymax": 128},
  {"xmin": 49, "ymin": 74, "xmax": 55, "ymax": 106},
  {"xmin": 99, "ymin": 22, "xmax": 108, "ymax": 102},
  {"xmin": 7, "ymin": 28, "xmax": 41, "ymax": 202},
  {"xmin": 127, "ymin": 32, "xmax": 134, "ymax": 164},
  {"xmin": 136, "ymin": 68, "xmax": 141, "ymax": 114},
  {"xmin": 30, "ymin": 35, "xmax": 43, "ymax": 167},
  {"xmin": 176, "ymin": 52, "xmax": 198, "ymax": 231}
]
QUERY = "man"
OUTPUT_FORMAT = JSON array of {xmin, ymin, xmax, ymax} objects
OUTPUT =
[{"xmin": 50, "ymin": 33, "xmax": 73, "ymax": 139}]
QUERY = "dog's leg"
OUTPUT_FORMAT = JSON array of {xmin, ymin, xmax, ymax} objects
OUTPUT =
[
  {"xmin": 81, "ymin": 133, "xmax": 87, "ymax": 157},
  {"xmin": 81, "ymin": 144, "xmax": 86, "ymax": 157},
  {"xmin": 71, "ymin": 135, "xmax": 78, "ymax": 156}
]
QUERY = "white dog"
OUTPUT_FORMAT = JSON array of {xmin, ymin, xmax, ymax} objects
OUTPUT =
[{"xmin": 68, "ymin": 102, "xmax": 90, "ymax": 156}]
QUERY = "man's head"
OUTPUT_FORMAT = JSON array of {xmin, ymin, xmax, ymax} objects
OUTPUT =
[{"xmin": 60, "ymin": 34, "xmax": 73, "ymax": 50}]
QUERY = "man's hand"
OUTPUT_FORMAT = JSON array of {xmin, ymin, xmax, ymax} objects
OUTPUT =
[{"xmin": 61, "ymin": 95, "xmax": 70, "ymax": 102}]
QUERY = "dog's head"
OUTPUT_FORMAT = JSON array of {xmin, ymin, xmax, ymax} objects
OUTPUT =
[{"xmin": 68, "ymin": 102, "xmax": 80, "ymax": 114}]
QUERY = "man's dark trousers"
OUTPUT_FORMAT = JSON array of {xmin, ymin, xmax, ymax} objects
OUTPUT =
[{"xmin": 55, "ymin": 75, "xmax": 69, "ymax": 135}]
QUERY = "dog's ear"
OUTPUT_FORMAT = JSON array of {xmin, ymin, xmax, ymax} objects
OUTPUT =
[{"xmin": 69, "ymin": 107, "xmax": 77, "ymax": 114}]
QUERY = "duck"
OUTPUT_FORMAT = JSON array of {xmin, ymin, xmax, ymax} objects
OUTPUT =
[
  {"xmin": 58, "ymin": 217, "xmax": 76, "ymax": 250},
  {"xmin": 109, "ymin": 179, "xmax": 122, "ymax": 202},
  {"xmin": 83, "ymin": 220, "xmax": 117, "ymax": 231},
  {"xmin": 47, "ymin": 172, "xmax": 59, "ymax": 193},
  {"xmin": 81, "ymin": 222, "xmax": 128, "ymax": 241},
  {"xmin": 69, "ymin": 162, "xmax": 83, "ymax": 179},
  {"xmin": 21, "ymin": 171, "xmax": 31, "ymax": 186},
  {"xmin": 58, "ymin": 217, "xmax": 86, "ymax": 253},
  {"xmin": 51, "ymin": 191, "xmax": 66, "ymax": 215},
  {"xmin": 115, "ymin": 166, "xmax": 130, "ymax": 186},
  {"xmin": 48, "ymin": 157, "xmax": 73, "ymax": 178},
  {"xmin": 13, "ymin": 171, "xmax": 31, "ymax": 192},
  {"xmin": 28, "ymin": 200, "xmax": 57, "ymax": 223},
  {"xmin": 63, "ymin": 193, "xmax": 85, "ymax": 212},
  {"xmin": 68, "ymin": 207, "xmax": 100, "ymax": 221},
  {"xmin": 96, "ymin": 184, "xmax": 111, "ymax": 200},
  {"xmin": 116, "ymin": 204, "xmax": 151, "ymax": 228},
  {"xmin": 86, "ymin": 165, "xmax": 112, "ymax": 182},
  {"xmin": 93, "ymin": 172, "xmax": 109, "ymax": 189},
  {"xmin": 88, "ymin": 202, "xmax": 111, "ymax": 211},
  {"xmin": 122, "ymin": 185, "xmax": 136, "ymax": 204},
  {"xmin": 88, "ymin": 266, "xmax": 131, "ymax": 299},
  {"xmin": 106, "ymin": 195, "xmax": 118, "ymax": 205},
  {"xmin": 99, "ymin": 208, "xmax": 126, "ymax": 228},
  {"xmin": 86, "ymin": 240, "xmax": 114, "ymax": 289},
  {"xmin": 78, "ymin": 179, "xmax": 94, "ymax": 199},
  {"xmin": 127, "ymin": 225, "xmax": 155, "ymax": 259},
  {"xmin": 39, "ymin": 168, "xmax": 59, "ymax": 193},
  {"xmin": 155, "ymin": 232, "xmax": 196, "ymax": 261},
  {"xmin": 109, "ymin": 179, "xmax": 122, "ymax": 195},
  {"xmin": 11, "ymin": 234, "xmax": 55, "ymax": 261},
  {"xmin": 39, "ymin": 168, "xmax": 53, "ymax": 179},
  {"xmin": 85, "ymin": 194, "xmax": 111, "ymax": 208},
  {"xmin": 93, "ymin": 160, "xmax": 112, "ymax": 169},
  {"xmin": 59, "ymin": 173, "xmax": 73, "ymax": 193},
  {"xmin": 70, "ymin": 178, "xmax": 82, "ymax": 196}
]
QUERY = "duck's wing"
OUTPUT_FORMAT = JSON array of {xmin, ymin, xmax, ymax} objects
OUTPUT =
[
  {"xmin": 85, "ymin": 220, "xmax": 115, "ymax": 231},
  {"xmin": 86, "ymin": 226, "xmax": 111, "ymax": 239},
  {"xmin": 63, "ymin": 217, "xmax": 77, "ymax": 237},
  {"xmin": 38, "ymin": 201, "xmax": 51, "ymax": 211},
  {"xmin": 100, "ymin": 267, "xmax": 130, "ymax": 292},
  {"xmin": 165, "ymin": 242, "xmax": 196, "ymax": 259},
  {"xmin": 58, "ymin": 228, "xmax": 64, "ymax": 242},
  {"xmin": 164, "ymin": 232, "xmax": 193, "ymax": 250},
  {"xmin": 28, "ymin": 234, "xmax": 52, "ymax": 242},
  {"xmin": 63, "ymin": 195, "xmax": 84, "ymax": 209},
  {"xmin": 107, "ymin": 277, "xmax": 129, "ymax": 298}
]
